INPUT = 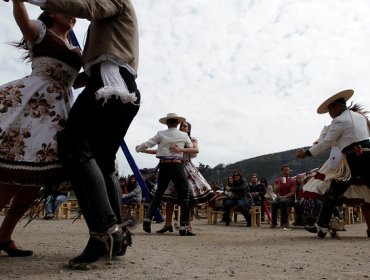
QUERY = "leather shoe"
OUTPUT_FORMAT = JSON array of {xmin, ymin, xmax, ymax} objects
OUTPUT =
[
  {"xmin": 156, "ymin": 225, "xmax": 173, "ymax": 234},
  {"xmin": 0, "ymin": 240, "xmax": 33, "ymax": 257},
  {"xmin": 43, "ymin": 214, "xmax": 55, "ymax": 220},
  {"xmin": 143, "ymin": 219, "xmax": 151, "ymax": 233},
  {"xmin": 115, "ymin": 228, "xmax": 132, "ymax": 257},
  {"xmin": 304, "ymin": 225, "xmax": 318, "ymax": 233},
  {"xmin": 68, "ymin": 237, "xmax": 108, "ymax": 269},
  {"xmin": 179, "ymin": 226, "xmax": 196, "ymax": 236}
]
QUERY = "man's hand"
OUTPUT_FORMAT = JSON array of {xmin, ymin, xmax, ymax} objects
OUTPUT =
[{"xmin": 170, "ymin": 144, "xmax": 180, "ymax": 153}]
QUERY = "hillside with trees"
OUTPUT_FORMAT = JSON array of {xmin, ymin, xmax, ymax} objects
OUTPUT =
[{"xmin": 197, "ymin": 147, "xmax": 330, "ymax": 186}]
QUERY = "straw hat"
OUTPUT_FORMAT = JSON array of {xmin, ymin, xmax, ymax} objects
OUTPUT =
[
  {"xmin": 317, "ymin": 89, "xmax": 353, "ymax": 114},
  {"xmin": 159, "ymin": 113, "xmax": 186, "ymax": 124}
]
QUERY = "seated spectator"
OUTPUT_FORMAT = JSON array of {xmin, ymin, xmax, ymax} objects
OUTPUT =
[
  {"xmin": 302, "ymin": 198, "xmax": 322, "ymax": 226},
  {"xmin": 260, "ymin": 177, "xmax": 274, "ymax": 222},
  {"xmin": 213, "ymin": 175, "xmax": 233, "ymax": 222},
  {"xmin": 43, "ymin": 189, "xmax": 69, "ymax": 220},
  {"xmin": 209, "ymin": 176, "xmax": 231, "ymax": 207},
  {"xmin": 293, "ymin": 174, "xmax": 306, "ymax": 226},
  {"xmin": 121, "ymin": 175, "xmax": 142, "ymax": 221},
  {"xmin": 212, "ymin": 182, "xmax": 221, "ymax": 192},
  {"xmin": 261, "ymin": 177, "xmax": 274, "ymax": 200},
  {"xmin": 140, "ymin": 168, "xmax": 158, "ymax": 203},
  {"xmin": 122, "ymin": 175, "xmax": 142, "ymax": 206},
  {"xmin": 119, "ymin": 176, "xmax": 128, "ymax": 195},
  {"xmin": 223, "ymin": 171, "xmax": 251, "ymax": 226},
  {"xmin": 223, "ymin": 175, "xmax": 235, "ymax": 199},
  {"xmin": 247, "ymin": 174, "xmax": 266, "ymax": 226},
  {"xmin": 270, "ymin": 165, "xmax": 296, "ymax": 229},
  {"xmin": 300, "ymin": 170, "xmax": 323, "ymax": 226}
]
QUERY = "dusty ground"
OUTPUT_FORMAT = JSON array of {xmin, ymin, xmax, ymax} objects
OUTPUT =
[{"xmin": 1, "ymin": 214, "xmax": 370, "ymax": 280}]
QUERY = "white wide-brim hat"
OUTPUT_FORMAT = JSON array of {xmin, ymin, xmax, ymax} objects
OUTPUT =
[
  {"xmin": 159, "ymin": 113, "xmax": 186, "ymax": 124},
  {"xmin": 316, "ymin": 89, "xmax": 353, "ymax": 114}
]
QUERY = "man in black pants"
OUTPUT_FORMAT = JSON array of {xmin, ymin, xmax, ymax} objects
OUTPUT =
[
  {"xmin": 26, "ymin": 0, "xmax": 141, "ymax": 267},
  {"xmin": 136, "ymin": 113, "xmax": 195, "ymax": 236},
  {"xmin": 297, "ymin": 89, "xmax": 370, "ymax": 238}
]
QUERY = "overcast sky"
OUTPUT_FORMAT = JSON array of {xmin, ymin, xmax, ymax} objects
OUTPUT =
[{"xmin": 1, "ymin": 0, "xmax": 370, "ymax": 176}]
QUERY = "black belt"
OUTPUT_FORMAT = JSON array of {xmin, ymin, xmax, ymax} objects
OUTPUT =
[{"xmin": 342, "ymin": 140, "xmax": 370, "ymax": 155}]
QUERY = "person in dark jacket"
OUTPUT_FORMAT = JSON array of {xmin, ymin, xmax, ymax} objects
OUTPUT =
[
  {"xmin": 122, "ymin": 175, "xmax": 142, "ymax": 206},
  {"xmin": 247, "ymin": 174, "xmax": 266, "ymax": 226},
  {"xmin": 222, "ymin": 171, "xmax": 251, "ymax": 226}
]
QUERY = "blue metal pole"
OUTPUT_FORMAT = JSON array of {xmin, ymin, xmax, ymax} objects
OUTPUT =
[
  {"xmin": 120, "ymin": 140, "xmax": 163, "ymax": 223},
  {"xmin": 68, "ymin": 29, "xmax": 81, "ymax": 49}
]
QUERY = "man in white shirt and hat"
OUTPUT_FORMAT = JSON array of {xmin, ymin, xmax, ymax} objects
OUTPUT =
[
  {"xmin": 297, "ymin": 89, "xmax": 370, "ymax": 238},
  {"xmin": 136, "ymin": 113, "xmax": 195, "ymax": 236}
]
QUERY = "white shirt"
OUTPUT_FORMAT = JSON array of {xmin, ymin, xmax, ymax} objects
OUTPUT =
[
  {"xmin": 136, "ymin": 128, "xmax": 193, "ymax": 158},
  {"xmin": 310, "ymin": 109, "xmax": 370, "ymax": 156}
]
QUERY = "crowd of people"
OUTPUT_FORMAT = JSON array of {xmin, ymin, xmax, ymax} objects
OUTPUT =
[{"xmin": 209, "ymin": 167, "xmax": 312, "ymax": 229}]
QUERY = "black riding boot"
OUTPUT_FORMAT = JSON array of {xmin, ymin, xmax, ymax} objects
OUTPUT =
[
  {"xmin": 178, "ymin": 192, "xmax": 195, "ymax": 236},
  {"xmin": 68, "ymin": 224, "xmax": 129, "ymax": 269},
  {"xmin": 316, "ymin": 194, "xmax": 337, "ymax": 228},
  {"xmin": 103, "ymin": 171, "xmax": 132, "ymax": 256}
]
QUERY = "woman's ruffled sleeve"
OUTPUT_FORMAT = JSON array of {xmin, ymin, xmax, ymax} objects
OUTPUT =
[{"xmin": 30, "ymin": 19, "xmax": 47, "ymax": 44}]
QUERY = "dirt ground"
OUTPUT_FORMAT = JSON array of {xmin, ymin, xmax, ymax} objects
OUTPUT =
[{"xmin": 1, "ymin": 214, "xmax": 370, "ymax": 280}]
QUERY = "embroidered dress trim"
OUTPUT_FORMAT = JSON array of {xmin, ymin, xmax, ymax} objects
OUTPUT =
[
  {"xmin": 0, "ymin": 158, "xmax": 63, "ymax": 187},
  {"xmin": 31, "ymin": 56, "xmax": 80, "ymax": 87}
]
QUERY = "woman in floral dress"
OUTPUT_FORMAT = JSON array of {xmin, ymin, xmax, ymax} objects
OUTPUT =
[{"xmin": 0, "ymin": 1, "xmax": 82, "ymax": 257}]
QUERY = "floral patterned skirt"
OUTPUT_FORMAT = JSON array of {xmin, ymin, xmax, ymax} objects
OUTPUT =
[{"xmin": 0, "ymin": 73, "xmax": 72, "ymax": 187}]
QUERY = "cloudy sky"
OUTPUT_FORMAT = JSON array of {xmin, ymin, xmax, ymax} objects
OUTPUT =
[{"xmin": 1, "ymin": 0, "xmax": 370, "ymax": 176}]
